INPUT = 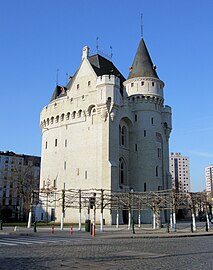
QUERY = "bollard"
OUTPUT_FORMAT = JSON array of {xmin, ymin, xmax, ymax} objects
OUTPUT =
[
  {"xmin": 205, "ymin": 221, "xmax": 208, "ymax": 232},
  {"xmin": 92, "ymin": 224, "xmax": 95, "ymax": 237},
  {"xmin": 34, "ymin": 221, "xmax": 37, "ymax": 232},
  {"xmin": 0, "ymin": 220, "xmax": 2, "ymax": 230},
  {"xmin": 167, "ymin": 223, "xmax": 170, "ymax": 233},
  {"xmin": 191, "ymin": 222, "xmax": 193, "ymax": 233},
  {"xmin": 132, "ymin": 218, "xmax": 135, "ymax": 235},
  {"xmin": 70, "ymin": 225, "xmax": 73, "ymax": 235},
  {"xmin": 52, "ymin": 224, "xmax": 54, "ymax": 234}
]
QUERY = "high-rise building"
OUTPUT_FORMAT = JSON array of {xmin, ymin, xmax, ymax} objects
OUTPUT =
[
  {"xmin": 0, "ymin": 151, "xmax": 40, "ymax": 221},
  {"xmin": 169, "ymin": 153, "xmax": 190, "ymax": 192},
  {"xmin": 205, "ymin": 165, "xmax": 213, "ymax": 193},
  {"xmin": 38, "ymin": 38, "xmax": 172, "ymax": 224}
]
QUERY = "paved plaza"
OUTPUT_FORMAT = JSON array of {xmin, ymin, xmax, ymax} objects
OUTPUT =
[{"xmin": 0, "ymin": 224, "xmax": 213, "ymax": 270}]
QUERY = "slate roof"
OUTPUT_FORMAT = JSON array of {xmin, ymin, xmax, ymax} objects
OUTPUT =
[
  {"xmin": 128, "ymin": 38, "xmax": 159, "ymax": 80},
  {"xmin": 88, "ymin": 54, "xmax": 125, "ymax": 83},
  {"xmin": 50, "ymin": 54, "xmax": 125, "ymax": 102},
  {"xmin": 50, "ymin": 85, "xmax": 67, "ymax": 102}
]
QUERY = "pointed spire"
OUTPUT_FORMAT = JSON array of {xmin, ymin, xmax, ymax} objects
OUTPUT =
[{"xmin": 128, "ymin": 38, "xmax": 159, "ymax": 79}]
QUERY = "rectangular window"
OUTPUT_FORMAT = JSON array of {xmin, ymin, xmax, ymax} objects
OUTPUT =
[
  {"xmin": 157, "ymin": 148, "xmax": 161, "ymax": 158},
  {"xmin": 85, "ymin": 170, "xmax": 87, "ymax": 179},
  {"xmin": 65, "ymin": 139, "xmax": 67, "ymax": 147},
  {"xmin": 156, "ymin": 166, "xmax": 159, "ymax": 177},
  {"xmin": 64, "ymin": 161, "xmax": 66, "ymax": 170},
  {"xmin": 88, "ymin": 81, "xmax": 91, "ymax": 86},
  {"xmin": 152, "ymin": 82, "xmax": 155, "ymax": 86},
  {"xmin": 77, "ymin": 84, "xmax": 80, "ymax": 89},
  {"xmin": 151, "ymin": 117, "xmax": 154, "ymax": 125},
  {"xmin": 45, "ymin": 141, "xmax": 48, "ymax": 149},
  {"xmin": 144, "ymin": 130, "xmax": 147, "ymax": 137},
  {"xmin": 134, "ymin": 114, "xmax": 137, "ymax": 122},
  {"xmin": 55, "ymin": 139, "xmax": 58, "ymax": 147},
  {"xmin": 144, "ymin": 182, "xmax": 146, "ymax": 192},
  {"xmin": 134, "ymin": 144, "xmax": 138, "ymax": 152},
  {"xmin": 141, "ymin": 81, "xmax": 144, "ymax": 86},
  {"xmin": 131, "ymin": 82, "xmax": 134, "ymax": 87}
]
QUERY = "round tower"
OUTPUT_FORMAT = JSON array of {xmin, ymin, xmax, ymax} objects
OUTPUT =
[{"xmin": 124, "ymin": 38, "xmax": 172, "ymax": 197}]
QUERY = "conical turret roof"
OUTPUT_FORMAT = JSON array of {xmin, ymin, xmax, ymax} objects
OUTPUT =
[{"xmin": 128, "ymin": 38, "xmax": 159, "ymax": 79}]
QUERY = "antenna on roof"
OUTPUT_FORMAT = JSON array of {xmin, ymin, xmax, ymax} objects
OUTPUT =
[
  {"xmin": 141, "ymin": 13, "xmax": 144, "ymax": 38},
  {"xmin": 110, "ymin": 46, "xmax": 113, "ymax": 60},
  {"xmin": 96, "ymin": 37, "xmax": 99, "ymax": 52},
  {"xmin": 56, "ymin": 68, "xmax": 59, "ymax": 85}
]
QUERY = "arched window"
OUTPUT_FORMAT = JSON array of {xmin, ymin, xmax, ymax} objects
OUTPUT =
[
  {"xmin": 78, "ymin": 110, "xmax": 82, "ymax": 118},
  {"xmin": 61, "ymin": 113, "xmax": 65, "ymax": 121},
  {"xmin": 66, "ymin": 112, "xmax": 70, "ymax": 120},
  {"xmin": 72, "ymin": 111, "xmax": 76, "ymax": 119},
  {"xmin": 119, "ymin": 158, "xmax": 127, "ymax": 186},
  {"xmin": 55, "ymin": 115, "xmax": 59, "ymax": 123}
]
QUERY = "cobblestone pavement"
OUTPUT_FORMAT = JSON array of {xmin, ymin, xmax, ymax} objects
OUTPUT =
[{"xmin": 0, "ymin": 230, "xmax": 212, "ymax": 270}]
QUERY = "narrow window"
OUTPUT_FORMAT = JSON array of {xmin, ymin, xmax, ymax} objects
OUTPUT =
[
  {"xmin": 134, "ymin": 144, "xmax": 138, "ymax": 152},
  {"xmin": 88, "ymin": 81, "xmax": 91, "ymax": 86},
  {"xmin": 121, "ymin": 126, "xmax": 127, "ymax": 146},
  {"xmin": 65, "ymin": 139, "xmax": 67, "ymax": 147},
  {"xmin": 144, "ymin": 130, "xmax": 146, "ymax": 137},
  {"xmin": 131, "ymin": 82, "xmax": 134, "ymax": 87},
  {"xmin": 135, "ymin": 114, "xmax": 137, "ymax": 122},
  {"xmin": 55, "ymin": 139, "xmax": 58, "ymax": 147},
  {"xmin": 157, "ymin": 148, "xmax": 161, "ymax": 158},
  {"xmin": 152, "ymin": 82, "xmax": 155, "ymax": 86},
  {"xmin": 53, "ymin": 179, "xmax": 56, "ymax": 188},
  {"xmin": 64, "ymin": 161, "xmax": 66, "ymax": 170},
  {"xmin": 141, "ymin": 81, "xmax": 144, "ymax": 86},
  {"xmin": 77, "ymin": 168, "xmax": 80, "ymax": 176},
  {"xmin": 85, "ymin": 170, "xmax": 87, "ymax": 179},
  {"xmin": 156, "ymin": 166, "xmax": 159, "ymax": 177},
  {"xmin": 144, "ymin": 182, "xmax": 147, "ymax": 192},
  {"xmin": 77, "ymin": 84, "xmax": 80, "ymax": 89},
  {"xmin": 45, "ymin": 141, "xmax": 48, "ymax": 149},
  {"xmin": 151, "ymin": 117, "xmax": 154, "ymax": 125}
]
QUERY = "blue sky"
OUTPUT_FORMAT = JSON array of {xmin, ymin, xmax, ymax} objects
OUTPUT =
[{"xmin": 0, "ymin": 0, "xmax": 213, "ymax": 191}]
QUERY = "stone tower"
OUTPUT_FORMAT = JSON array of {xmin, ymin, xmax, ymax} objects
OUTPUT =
[{"xmin": 38, "ymin": 38, "xmax": 172, "ymax": 224}]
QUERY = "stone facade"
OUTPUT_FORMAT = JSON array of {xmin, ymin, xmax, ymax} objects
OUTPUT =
[{"xmin": 38, "ymin": 39, "xmax": 172, "ymax": 224}]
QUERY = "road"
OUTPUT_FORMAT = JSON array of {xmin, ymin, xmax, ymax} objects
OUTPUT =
[{"xmin": 0, "ymin": 228, "xmax": 212, "ymax": 270}]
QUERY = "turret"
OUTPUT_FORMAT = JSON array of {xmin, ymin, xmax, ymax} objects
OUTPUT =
[{"xmin": 124, "ymin": 38, "xmax": 164, "ymax": 99}]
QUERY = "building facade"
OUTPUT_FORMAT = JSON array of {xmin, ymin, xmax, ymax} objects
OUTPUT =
[
  {"xmin": 39, "ymin": 39, "xmax": 172, "ymax": 224},
  {"xmin": 0, "ymin": 151, "xmax": 40, "ymax": 221},
  {"xmin": 205, "ymin": 165, "xmax": 213, "ymax": 193},
  {"xmin": 169, "ymin": 153, "xmax": 190, "ymax": 192}
]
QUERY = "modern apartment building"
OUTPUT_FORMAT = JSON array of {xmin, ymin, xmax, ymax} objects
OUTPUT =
[
  {"xmin": 0, "ymin": 151, "xmax": 40, "ymax": 221},
  {"xmin": 205, "ymin": 165, "xmax": 213, "ymax": 193},
  {"xmin": 169, "ymin": 153, "xmax": 190, "ymax": 192}
]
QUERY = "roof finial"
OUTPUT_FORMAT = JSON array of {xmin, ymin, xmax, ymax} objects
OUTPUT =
[
  {"xmin": 141, "ymin": 13, "xmax": 144, "ymax": 38},
  {"xmin": 56, "ymin": 68, "xmax": 59, "ymax": 85},
  {"xmin": 96, "ymin": 37, "xmax": 99, "ymax": 52},
  {"xmin": 110, "ymin": 46, "xmax": 113, "ymax": 59}
]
